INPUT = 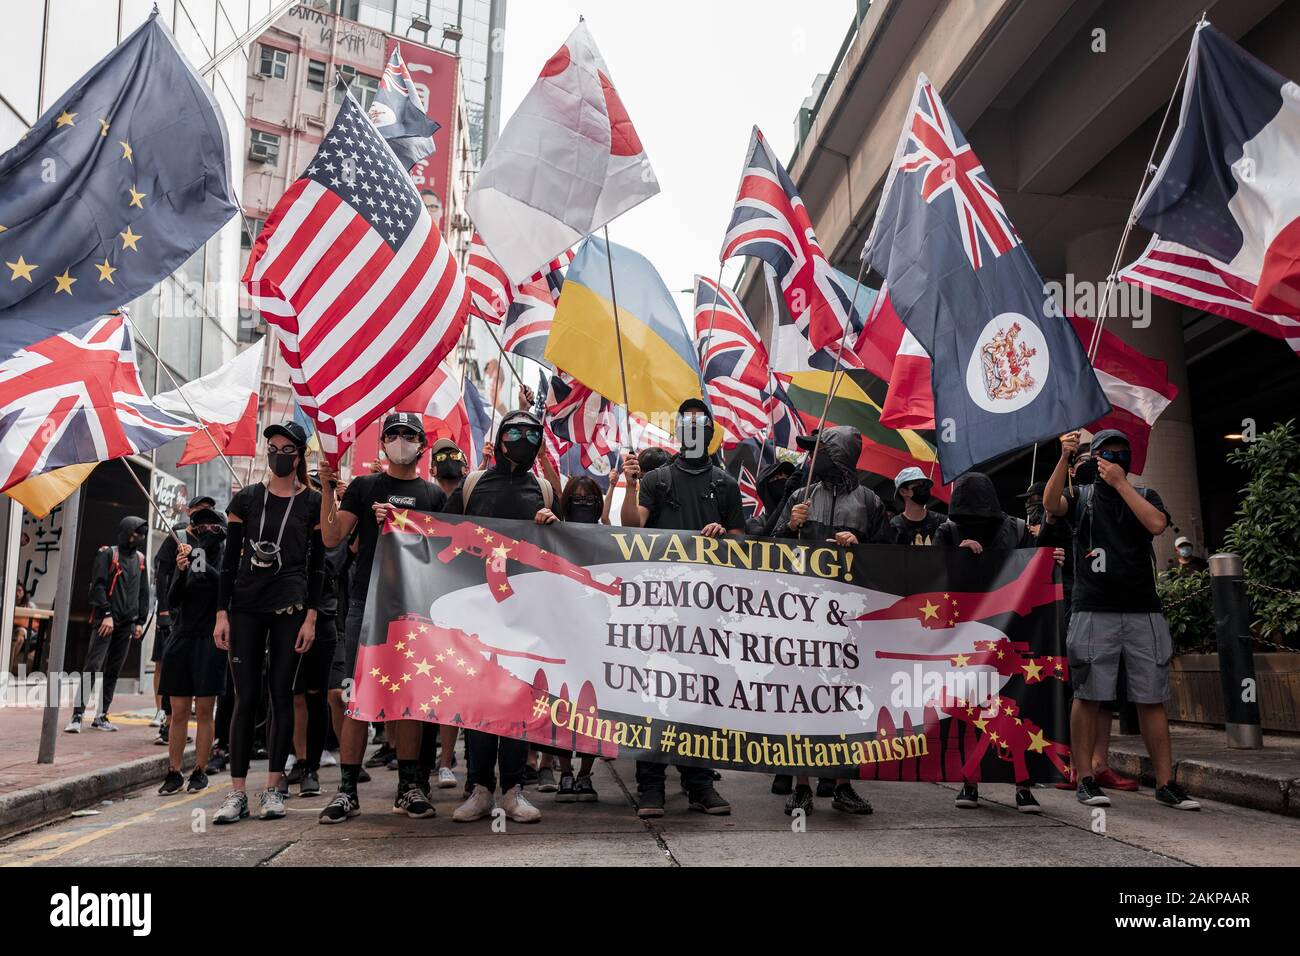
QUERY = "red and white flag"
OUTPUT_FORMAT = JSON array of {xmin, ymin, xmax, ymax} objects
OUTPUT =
[
  {"xmin": 154, "ymin": 339, "xmax": 263, "ymax": 466},
  {"xmin": 468, "ymin": 22, "xmax": 658, "ymax": 284},
  {"xmin": 243, "ymin": 93, "xmax": 468, "ymax": 464},
  {"xmin": 351, "ymin": 360, "xmax": 475, "ymax": 481}
]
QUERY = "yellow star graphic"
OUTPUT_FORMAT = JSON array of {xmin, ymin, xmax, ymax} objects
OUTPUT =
[
  {"xmin": 415, "ymin": 659, "xmax": 433, "ymax": 676},
  {"xmin": 474, "ymin": 527, "xmax": 486, "ymax": 537},
  {"xmin": 951, "ymin": 653, "xmax": 970, "ymax": 667},
  {"xmin": 418, "ymin": 625, "xmax": 429, "ymax": 633},
  {"xmin": 919, "ymin": 600, "xmax": 940, "ymax": 620},
  {"xmin": 443, "ymin": 686, "xmax": 453, "ymax": 696},
  {"xmin": 94, "ymin": 258, "xmax": 116, "ymax": 283},
  {"xmin": 455, "ymin": 657, "xmax": 466, "ymax": 668},
  {"xmin": 1027, "ymin": 729, "xmax": 1048, "ymax": 754},
  {"xmin": 127, "ymin": 185, "xmax": 146, "ymax": 208},
  {"xmin": 404, "ymin": 649, "xmax": 414, "ymax": 659},
  {"xmin": 400, "ymin": 673, "xmax": 412, "ymax": 683},
  {"xmin": 482, "ymin": 534, "xmax": 494, "ymax": 543},
  {"xmin": 396, "ymin": 641, "xmax": 406, "ymax": 651},
  {"xmin": 98, "ymin": 118, "xmax": 110, "ymax": 137},
  {"xmin": 55, "ymin": 110, "xmax": 76, "ymax": 128},
  {"xmin": 379, "ymin": 675, "xmax": 390, "ymax": 687},
  {"xmin": 119, "ymin": 226, "xmax": 141, "ymax": 251},
  {"xmin": 6, "ymin": 256, "xmax": 37, "ymax": 282},
  {"xmin": 419, "ymin": 702, "xmax": 431, "ymax": 714},
  {"xmin": 388, "ymin": 682, "xmax": 400, "ymax": 693},
  {"xmin": 433, "ymin": 675, "xmax": 443, "ymax": 686},
  {"xmin": 497, "ymin": 583, "xmax": 509, "ymax": 593},
  {"xmin": 988, "ymin": 732, "xmax": 1000, "ymax": 743},
  {"xmin": 119, "ymin": 140, "xmax": 133, "ymax": 162},
  {"xmin": 466, "ymin": 667, "xmax": 476, "ymax": 677},
  {"xmin": 53, "ymin": 268, "xmax": 76, "ymax": 295},
  {"xmin": 390, "ymin": 510, "xmax": 412, "ymax": 531},
  {"xmin": 431, "ymin": 695, "xmax": 442, "ymax": 705},
  {"xmin": 444, "ymin": 646, "xmax": 455, "ymax": 656},
  {"xmin": 1022, "ymin": 660, "xmax": 1043, "ymax": 682},
  {"xmin": 492, "ymin": 544, "xmax": 510, "ymax": 560},
  {"xmin": 434, "ymin": 653, "xmax": 445, "ymax": 663},
  {"xmin": 370, "ymin": 667, "xmax": 380, "ymax": 678},
  {"xmin": 974, "ymin": 718, "xmax": 988, "ymax": 732}
]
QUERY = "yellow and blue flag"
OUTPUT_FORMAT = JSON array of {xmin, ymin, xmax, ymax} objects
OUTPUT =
[
  {"xmin": 545, "ymin": 236, "xmax": 701, "ymax": 418},
  {"xmin": 0, "ymin": 11, "xmax": 237, "ymax": 359}
]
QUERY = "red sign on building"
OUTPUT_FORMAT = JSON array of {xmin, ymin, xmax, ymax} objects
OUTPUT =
[{"xmin": 386, "ymin": 37, "xmax": 459, "ymax": 236}]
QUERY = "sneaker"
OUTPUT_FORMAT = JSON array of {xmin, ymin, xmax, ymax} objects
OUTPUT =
[
  {"xmin": 90, "ymin": 716, "xmax": 117, "ymax": 732},
  {"xmin": 574, "ymin": 774, "xmax": 598, "ymax": 803},
  {"xmin": 1076, "ymin": 776, "xmax": 1111, "ymax": 807},
  {"xmin": 319, "ymin": 750, "xmax": 338, "ymax": 768},
  {"xmin": 831, "ymin": 783, "xmax": 873, "ymax": 815},
  {"xmin": 158, "ymin": 770, "xmax": 184, "ymax": 795},
  {"xmin": 213, "ymin": 790, "xmax": 249, "ymax": 825},
  {"xmin": 1054, "ymin": 770, "xmax": 1076, "ymax": 791},
  {"xmin": 206, "ymin": 749, "xmax": 228, "ymax": 775},
  {"xmin": 636, "ymin": 789, "xmax": 665, "ymax": 818},
  {"xmin": 258, "ymin": 788, "xmax": 287, "ymax": 820},
  {"xmin": 770, "ymin": 774, "xmax": 793, "ymax": 795},
  {"xmin": 275, "ymin": 775, "xmax": 290, "ymax": 799},
  {"xmin": 285, "ymin": 754, "xmax": 297, "ymax": 772},
  {"xmin": 186, "ymin": 769, "xmax": 209, "ymax": 793},
  {"xmin": 357, "ymin": 766, "xmax": 372, "ymax": 783},
  {"xmin": 149, "ymin": 709, "xmax": 164, "ymax": 728},
  {"xmin": 1155, "ymin": 781, "xmax": 1200, "ymax": 811},
  {"xmin": 1096, "ymin": 768, "xmax": 1140, "ymax": 792},
  {"xmin": 365, "ymin": 744, "xmax": 396, "ymax": 768},
  {"xmin": 536, "ymin": 767, "xmax": 558, "ymax": 792},
  {"xmin": 436, "ymin": 766, "xmax": 457, "ymax": 789},
  {"xmin": 784, "ymin": 784, "xmax": 814, "ymax": 816},
  {"xmin": 815, "ymin": 778, "xmax": 836, "ymax": 799},
  {"xmin": 385, "ymin": 754, "xmax": 399, "ymax": 771},
  {"xmin": 1015, "ymin": 788, "xmax": 1042, "ymax": 813},
  {"xmin": 285, "ymin": 763, "xmax": 305, "ymax": 785},
  {"xmin": 64, "ymin": 716, "xmax": 82, "ymax": 734},
  {"xmin": 556, "ymin": 772, "xmax": 577, "ymax": 802},
  {"xmin": 299, "ymin": 768, "xmax": 321, "ymax": 797},
  {"xmin": 688, "ymin": 787, "xmax": 731, "ymax": 815},
  {"xmin": 954, "ymin": 783, "xmax": 980, "ymax": 809},
  {"xmin": 153, "ymin": 725, "xmax": 168, "ymax": 745},
  {"xmin": 394, "ymin": 785, "xmax": 437, "ymax": 819},
  {"xmin": 499, "ymin": 785, "xmax": 542, "ymax": 823},
  {"xmin": 521, "ymin": 765, "xmax": 540, "ymax": 787},
  {"xmin": 319, "ymin": 790, "xmax": 361, "ymax": 824},
  {"xmin": 453, "ymin": 784, "xmax": 495, "ymax": 822},
  {"xmin": 415, "ymin": 770, "xmax": 432, "ymax": 799}
]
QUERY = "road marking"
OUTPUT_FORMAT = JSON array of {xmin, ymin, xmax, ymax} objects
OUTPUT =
[{"xmin": 1, "ymin": 790, "xmax": 209, "ymax": 867}]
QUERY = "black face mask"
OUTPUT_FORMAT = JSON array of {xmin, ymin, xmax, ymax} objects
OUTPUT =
[
  {"xmin": 812, "ymin": 453, "xmax": 840, "ymax": 481},
  {"xmin": 436, "ymin": 459, "xmax": 465, "ymax": 481},
  {"xmin": 196, "ymin": 530, "xmax": 226, "ymax": 555},
  {"xmin": 268, "ymin": 450, "xmax": 298, "ymax": 478},
  {"xmin": 1072, "ymin": 459, "xmax": 1097, "ymax": 485},
  {"xmin": 910, "ymin": 488, "xmax": 932, "ymax": 506},
  {"xmin": 767, "ymin": 478, "xmax": 788, "ymax": 502},
  {"xmin": 1026, "ymin": 504, "xmax": 1045, "ymax": 526},
  {"xmin": 117, "ymin": 531, "xmax": 141, "ymax": 553},
  {"xmin": 566, "ymin": 500, "xmax": 602, "ymax": 524},
  {"xmin": 501, "ymin": 432, "xmax": 541, "ymax": 469}
]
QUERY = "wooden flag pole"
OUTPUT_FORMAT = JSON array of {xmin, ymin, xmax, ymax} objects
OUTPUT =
[{"xmin": 602, "ymin": 226, "xmax": 637, "ymax": 453}]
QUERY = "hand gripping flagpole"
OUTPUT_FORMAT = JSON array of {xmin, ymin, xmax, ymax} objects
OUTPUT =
[{"xmin": 603, "ymin": 226, "xmax": 637, "ymax": 454}]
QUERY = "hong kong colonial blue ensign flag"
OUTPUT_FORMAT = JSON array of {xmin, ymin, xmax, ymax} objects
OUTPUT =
[{"xmin": 863, "ymin": 75, "xmax": 1108, "ymax": 477}]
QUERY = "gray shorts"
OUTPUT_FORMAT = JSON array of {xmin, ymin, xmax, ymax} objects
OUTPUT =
[{"xmin": 1067, "ymin": 610, "xmax": 1172, "ymax": 704}]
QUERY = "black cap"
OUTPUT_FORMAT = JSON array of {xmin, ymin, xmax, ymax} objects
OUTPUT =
[
  {"xmin": 1017, "ymin": 481, "xmax": 1046, "ymax": 499},
  {"xmin": 187, "ymin": 494, "xmax": 216, "ymax": 510},
  {"xmin": 264, "ymin": 421, "xmax": 308, "ymax": 449},
  {"xmin": 187, "ymin": 507, "xmax": 226, "ymax": 528},
  {"xmin": 795, "ymin": 429, "xmax": 820, "ymax": 452},
  {"xmin": 677, "ymin": 397, "xmax": 711, "ymax": 418},
  {"xmin": 382, "ymin": 412, "xmax": 426, "ymax": 439},
  {"xmin": 1090, "ymin": 428, "xmax": 1131, "ymax": 451}
]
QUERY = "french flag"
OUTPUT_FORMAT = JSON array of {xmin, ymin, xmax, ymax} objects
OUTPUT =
[{"xmin": 1130, "ymin": 22, "xmax": 1300, "ymax": 344}]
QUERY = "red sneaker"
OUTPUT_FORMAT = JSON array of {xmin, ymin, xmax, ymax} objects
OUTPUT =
[{"xmin": 1095, "ymin": 768, "xmax": 1139, "ymax": 792}]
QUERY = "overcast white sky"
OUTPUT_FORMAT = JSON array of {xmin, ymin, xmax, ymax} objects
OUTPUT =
[{"xmin": 498, "ymin": 0, "xmax": 854, "ymax": 310}]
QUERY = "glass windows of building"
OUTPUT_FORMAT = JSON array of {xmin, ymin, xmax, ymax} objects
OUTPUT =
[
  {"xmin": 335, "ymin": 65, "xmax": 380, "ymax": 109},
  {"xmin": 249, "ymin": 129, "xmax": 282, "ymax": 165},
  {"xmin": 307, "ymin": 58, "xmax": 327, "ymax": 91},
  {"xmin": 258, "ymin": 44, "xmax": 290, "ymax": 79}
]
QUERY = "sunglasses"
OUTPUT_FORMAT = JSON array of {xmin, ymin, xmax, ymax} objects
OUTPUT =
[
  {"xmin": 383, "ymin": 429, "xmax": 420, "ymax": 442},
  {"xmin": 267, "ymin": 444, "xmax": 299, "ymax": 456},
  {"xmin": 503, "ymin": 427, "xmax": 541, "ymax": 444},
  {"xmin": 433, "ymin": 450, "xmax": 465, "ymax": 463},
  {"xmin": 569, "ymin": 495, "xmax": 600, "ymax": 507},
  {"xmin": 190, "ymin": 523, "xmax": 222, "ymax": 535}
]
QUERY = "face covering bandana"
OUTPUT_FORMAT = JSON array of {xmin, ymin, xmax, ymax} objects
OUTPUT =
[
  {"xmin": 384, "ymin": 437, "xmax": 421, "ymax": 466},
  {"xmin": 567, "ymin": 497, "xmax": 602, "ymax": 524},
  {"xmin": 676, "ymin": 415, "xmax": 713, "ymax": 459},
  {"xmin": 268, "ymin": 450, "xmax": 298, "ymax": 478},
  {"xmin": 1027, "ymin": 504, "xmax": 1045, "ymax": 526}
]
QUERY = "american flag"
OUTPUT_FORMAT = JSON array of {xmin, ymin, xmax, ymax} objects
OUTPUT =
[
  {"xmin": 0, "ymin": 313, "xmax": 198, "ymax": 492},
  {"xmin": 467, "ymin": 232, "xmax": 574, "ymax": 326},
  {"xmin": 243, "ymin": 93, "xmax": 468, "ymax": 463},
  {"xmin": 1119, "ymin": 237, "xmax": 1300, "ymax": 358},
  {"xmin": 738, "ymin": 465, "xmax": 764, "ymax": 519},
  {"xmin": 721, "ymin": 126, "xmax": 853, "ymax": 353}
]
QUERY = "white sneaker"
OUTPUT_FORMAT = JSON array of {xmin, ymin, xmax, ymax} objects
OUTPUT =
[
  {"xmin": 320, "ymin": 750, "xmax": 338, "ymax": 768},
  {"xmin": 64, "ymin": 716, "xmax": 82, "ymax": 734},
  {"xmin": 148, "ymin": 709, "xmax": 164, "ymax": 728},
  {"xmin": 452, "ymin": 784, "xmax": 495, "ymax": 822},
  {"xmin": 436, "ymin": 766, "xmax": 457, "ymax": 789},
  {"xmin": 499, "ymin": 785, "xmax": 542, "ymax": 823}
]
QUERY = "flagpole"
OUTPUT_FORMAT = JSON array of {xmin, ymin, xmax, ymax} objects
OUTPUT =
[
  {"xmin": 800, "ymin": 258, "xmax": 868, "ymax": 500},
  {"xmin": 196, "ymin": 0, "xmax": 302, "ymax": 77},
  {"xmin": 125, "ymin": 317, "xmax": 242, "ymax": 485},
  {"xmin": 602, "ymin": 226, "xmax": 637, "ymax": 453},
  {"xmin": 119, "ymin": 459, "xmax": 186, "ymax": 547}
]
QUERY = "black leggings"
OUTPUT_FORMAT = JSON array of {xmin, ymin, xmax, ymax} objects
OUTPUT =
[
  {"xmin": 294, "ymin": 615, "xmax": 337, "ymax": 773},
  {"xmin": 228, "ymin": 609, "xmax": 305, "ymax": 780}
]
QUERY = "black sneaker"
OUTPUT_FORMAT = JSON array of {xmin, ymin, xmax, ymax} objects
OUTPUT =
[
  {"xmin": 815, "ymin": 777, "xmax": 835, "ymax": 799},
  {"xmin": 299, "ymin": 768, "xmax": 321, "ymax": 797},
  {"xmin": 831, "ymin": 783, "xmax": 873, "ymax": 815},
  {"xmin": 319, "ymin": 790, "xmax": 361, "ymax": 824},
  {"xmin": 521, "ymin": 765, "xmax": 540, "ymax": 787},
  {"xmin": 357, "ymin": 766, "xmax": 372, "ymax": 783},
  {"xmin": 186, "ymin": 769, "xmax": 209, "ymax": 793},
  {"xmin": 205, "ymin": 749, "xmax": 228, "ymax": 775},
  {"xmin": 537, "ymin": 767, "xmax": 558, "ymax": 792},
  {"xmin": 637, "ymin": 789, "xmax": 665, "ymax": 818},
  {"xmin": 394, "ymin": 786, "xmax": 437, "ymax": 819},
  {"xmin": 954, "ymin": 783, "xmax": 980, "ymax": 809},
  {"xmin": 1155, "ymin": 781, "xmax": 1200, "ymax": 811},
  {"xmin": 574, "ymin": 774, "xmax": 598, "ymax": 802},
  {"xmin": 784, "ymin": 784, "xmax": 814, "ymax": 816},
  {"xmin": 771, "ymin": 774, "xmax": 793, "ymax": 795},
  {"xmin": 556, "ymin": 772, "xmax": 577, "ymax": 802},
  {"xmin": 365, "ymin": 744, "xmax": 396, "ymax": 769},
  {"xmin": 385, "ymin": 754, "xmax": 399, "ymax": 771},
  {"xmin": 158, "ymin": 770, "xmax": 184, "ymax": 795},
  {"xmin": 1015, "ymin": 787, "xmax": 1042, "ymax": 813},
  {"xmin": 286, "ymin": 763, "xmax": 305, "ymax": 785},
  {"xmin": 688, "ymin": 787, "xmax": 731, "ymax": 815},
  {"xmin": 276, "ymin": 775, "xmax": 290, "ymax": 799},
  {"xmin": 415, "ymin": 770, "xmax": 432, "ymax": 799},
  {"xmin": 1076, "ymin": 776, "xmax": 1111, "ymax": 807}
]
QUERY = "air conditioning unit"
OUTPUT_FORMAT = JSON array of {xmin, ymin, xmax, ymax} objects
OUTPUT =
[{"xmin": 248, "ymin": 142, "xmax": 275, "ymax": 164}]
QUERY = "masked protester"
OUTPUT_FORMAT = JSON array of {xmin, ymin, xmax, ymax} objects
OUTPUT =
[
  {"xmin": 211, "ymin": 422, "xmax": 324, "ymax": 825},
  {"xmin": 430, "ymin": 437, "xmax": 468, "ymax": 497},
  {"xmin": 746, "ymin": 457, "xmax": 795, "ymax": 536},
  {"xmin": 315, "ymin": 413, "xmax": 445, "ymax": 824},
  {"xmin": 890, "ymin": 466, "xmax": 945, "ymax": 545},
  {"xmin": 443, "ymin": 409, "xmax": 557, "ymax": 824},
  {"xmin": 620, "ymin": 398, "xmax": 742, "ymax": 818},
  {"xmin": 771, "ymin": 426, "xmax": 885, "ymax": 816},
  {"xmin": 1044, "ymin": 429, "xmax": 1199, "ymax": 812},
  {"xmin": 157, "ymin": 509, "xmax": 228, "ymax": 795},
  {"xmin": 65, "ymin": 516, "xmax": 150, "ymax": 734},
  {"xmin": 1170, "ymin": 535, "xmax": 1208, "ymax": 573}
]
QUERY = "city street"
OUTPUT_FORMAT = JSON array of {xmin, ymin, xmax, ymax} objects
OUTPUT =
[{"xmin": 4, "ymin": 749, "xmax": 1298, "ymax": 867}]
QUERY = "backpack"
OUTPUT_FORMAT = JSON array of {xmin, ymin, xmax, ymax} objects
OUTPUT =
[
  {"xmin": 460, "ymin": 469, "xmax": 553, "ymax": 512},
  {"xmin": 92, "ymin": 545, "xmax": 145, "ymax": 602}
]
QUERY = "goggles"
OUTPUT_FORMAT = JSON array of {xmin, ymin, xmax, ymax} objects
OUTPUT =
[
  {"xmin": 502, "ymin": 427, "xmax": 541, "ymax": 445},
  {"xmin": 433, "ymin": 450, "xmax": 465, "ymax": 463}
]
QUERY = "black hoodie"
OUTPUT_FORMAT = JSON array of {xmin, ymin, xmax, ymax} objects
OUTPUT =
[
  {"xmin": 445, "ymin": 410, "xmax": 549, "ymax": 520},
  {"xmin": 934, "ymin": 473, "xmax": 1031, "ymax": 551},
  {"xmin": 89, "ymin": 516, "xmax": 150, "ymax": 624},
  {"xmin": 774, "ymin": 427, "xmax": 889, "ymax": 544}
]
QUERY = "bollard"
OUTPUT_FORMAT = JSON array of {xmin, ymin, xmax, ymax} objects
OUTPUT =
[{"xmin": 1208, "ymin": 553, "xmax": 1263, "ymax": 749}]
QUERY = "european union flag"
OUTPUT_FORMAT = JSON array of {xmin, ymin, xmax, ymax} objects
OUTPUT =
[{"xmin": 0, "ymin": 11, "xmax": 237, "ymax": 359}]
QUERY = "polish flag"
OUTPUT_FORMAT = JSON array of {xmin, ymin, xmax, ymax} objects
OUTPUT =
[
  {"xmin": 880, "ymin": 328, "xmax": 936, "ymax": 430},
  {"xmin": 154, "ymin": 340, "xmax": 263, "ymax": 466}
]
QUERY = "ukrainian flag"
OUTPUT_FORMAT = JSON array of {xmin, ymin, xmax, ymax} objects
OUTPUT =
[{"xmin": 545, "ymin": 237, "xmax": 701, "ymax": 418}]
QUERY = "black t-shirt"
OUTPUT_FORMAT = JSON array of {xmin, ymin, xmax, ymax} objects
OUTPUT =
[
  {"xmin": 639, "ymin": 461, "xmax": 745, "ymax": 532},
  {"xmin": 1065, "ymin": 484, "xmax": 1170, "ymax": 613},
  {"xmin": 227, "ymin": 484, "xmax": 322, "ymax": 613},
  {"xmin": 890, "ymin": 510, "xmax": 945, "ymax": 546},
  {"xmin": 342, "ymin": 473, "xmax": 446, "ymax": 602}
]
